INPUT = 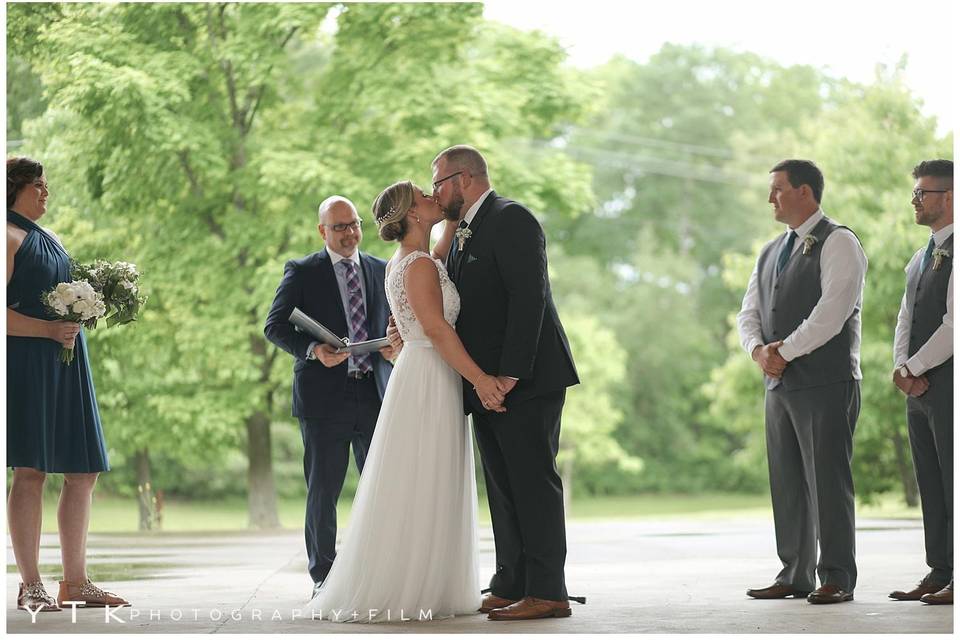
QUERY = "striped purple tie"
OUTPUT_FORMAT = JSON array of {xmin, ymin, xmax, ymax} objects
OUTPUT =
[{"xmin": 342, "ymin": 261, "xmax": 372, "ymax": 373}]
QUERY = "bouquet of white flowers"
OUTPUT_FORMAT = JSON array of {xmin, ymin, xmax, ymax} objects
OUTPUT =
[
  {"xmin": 72, "ymin": 259, "xmax": 146, "ymax": 327},
  {"xmin": 42, "ymin": 280, "xmax": 107, "ymax": 364}
]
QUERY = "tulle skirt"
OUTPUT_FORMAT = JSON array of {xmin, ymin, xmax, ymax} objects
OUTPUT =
[{"xmin": 309, "ymin": 340, "xmax": 481, "ymax": 623}]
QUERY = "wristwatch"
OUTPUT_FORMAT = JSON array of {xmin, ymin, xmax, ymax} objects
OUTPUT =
[{"xmin": 898, "ymin": 364, "xmax": 911, "ymax": 378}]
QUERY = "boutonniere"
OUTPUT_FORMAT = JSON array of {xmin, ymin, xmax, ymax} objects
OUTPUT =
[
  {"xmin": 455, "ymin": 227, "xmax": 472, "ymax": 251},
  {"xmin": 801, "ymin": 234, "xmax": 818, "ymax": 255},
  {"xmin": 932, "ymin": 248, "xmax": 951, "ymax": 271}
]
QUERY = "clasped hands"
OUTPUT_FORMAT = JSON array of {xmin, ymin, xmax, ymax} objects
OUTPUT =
[
  {"xmin": 752, "ymin": 341, "xmax": 788, "ymax": 379},
  {"xmin": 892, "ymin": 368, "xmax": 929, "ymax": 398},
  {"xmin": 476, "ymin": 375, "xmax": 515, "ymax": 413},
  {"xmin": 384, "ymin": 316, "xmax": 515, "ymax": 412}
]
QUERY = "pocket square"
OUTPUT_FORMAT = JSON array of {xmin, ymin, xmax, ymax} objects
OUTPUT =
[{"xmin": 466, "ymin": 254, "xmax": 479, "ymax": 263}]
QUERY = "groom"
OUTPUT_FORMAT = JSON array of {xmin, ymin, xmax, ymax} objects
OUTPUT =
[{"xmin": 431, "ymin": 145, "xmax": 580, "ymax": 620}]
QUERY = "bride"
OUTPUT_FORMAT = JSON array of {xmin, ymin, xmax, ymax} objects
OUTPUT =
[{"xmin": 309, "ymin": 180, "xmax": 507, "ymax": 623}]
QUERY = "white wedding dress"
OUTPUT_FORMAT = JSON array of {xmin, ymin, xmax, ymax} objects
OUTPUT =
[{"xmin": 309, "ymin": 250, "xmax": 481, "ymax": 623}]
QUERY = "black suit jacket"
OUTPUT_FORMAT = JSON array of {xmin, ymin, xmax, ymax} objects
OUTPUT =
[
  {"xmin": 447, "ymin": 191, "xmax": 579, "ymax": 414},
  {"xmin": 264, "ymin": 249, "xmax": 392, "ymax": 418}
]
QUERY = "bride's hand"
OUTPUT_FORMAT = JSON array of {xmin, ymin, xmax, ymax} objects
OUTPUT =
[{"xmin": 475, "ymin": 374, "xmax": 506, "ymax": 413}]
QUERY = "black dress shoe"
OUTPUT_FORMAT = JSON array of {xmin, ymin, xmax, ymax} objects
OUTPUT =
[
  {"xmin": 920, "ymin": 581, "xmax": 953, "ymax": 605},
  {"xmin": 312, "ymin": 581, "xmax": 323, "ymax": 599},
  {"xmin": 807, "ymin": 584, "xmax": 853, "ymax": 604},
  {"xmin": 889, "ymin": 576, "xmax": 948, "ymax": 601},
  {"xmin": 746, "ymin": 583, "xmax": 811, "ymax": 599}
]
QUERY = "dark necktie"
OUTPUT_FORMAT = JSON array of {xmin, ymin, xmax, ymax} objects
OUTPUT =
[
  {"xmin": 919, "ymin": 236, "xmax": 936, "ymax": 272},
  {"xmin": 776, "ymin": 231, "xmax": 798, "ymax": 276},
  {"xmin": 341, "ymin": 260, "xmax": 371, "ymax": 373}
]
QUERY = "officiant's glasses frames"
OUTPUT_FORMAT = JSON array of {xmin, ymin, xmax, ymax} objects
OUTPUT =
[
  {"xmin": 326, "ymin": 218, "xmax": 362, "ymax": 232},
  {"xmin": 913, "ymin": 188, "xmax": 951, "ymax": 201},
  {"xmin": 432, "ymin": 171, "xmax": 463, "ymax": 190}
]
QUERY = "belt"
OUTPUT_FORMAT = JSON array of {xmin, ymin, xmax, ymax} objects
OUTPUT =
[{"xmin": 346, "ymin": 370, "xmax": 373, "ymax": 380}]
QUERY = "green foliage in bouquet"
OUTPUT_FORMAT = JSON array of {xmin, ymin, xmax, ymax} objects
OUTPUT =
[{"xmin": 72, "ymin": 259, "xmax": 147, "ymax": 328}]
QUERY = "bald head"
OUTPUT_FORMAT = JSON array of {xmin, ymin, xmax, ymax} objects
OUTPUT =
[
  {"xmin": 317, "ymin": 195, "xmax": 357, "ymax": 225},
  {"xmin": 317, "ymin": 195, "xmax": 362, "ymax": 257}
]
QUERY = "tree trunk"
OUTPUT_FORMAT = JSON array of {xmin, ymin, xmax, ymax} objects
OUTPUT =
[
  {"xmin": 134, "ymin": 447, "xmax": 155, "ymax": 531},
  {"xmin": 892, "ymin": 426, "xmax": 919, "ymax": 507},
  {"xmin": 246, "ymin": 410, "xmax": 281, "ymax": 529}
]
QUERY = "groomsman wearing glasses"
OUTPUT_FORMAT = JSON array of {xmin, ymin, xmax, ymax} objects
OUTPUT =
[
  {"xmin": 889, "ymin": 159, "xmax": 954, "ymax": 606},
  {"xmin": 264, "ymin": 196, "xmax": 395, "ymax": 598},
  {"xmin": 737, "ymin": 159, "xmax": 867, "ymax": 605}
]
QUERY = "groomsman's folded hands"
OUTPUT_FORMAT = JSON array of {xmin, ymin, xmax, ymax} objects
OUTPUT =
[
  {"xmin": 752, "ymin": 341, "xmax": 788, "ymax": 378},
  {"xmin": 892, "ymin": 368, "xmax": 930, "ymax": 398}
]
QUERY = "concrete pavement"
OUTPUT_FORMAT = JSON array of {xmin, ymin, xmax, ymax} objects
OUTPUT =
[{"xmin": 6, "ymin": 516, "xmax": 953, "ymax": 633}]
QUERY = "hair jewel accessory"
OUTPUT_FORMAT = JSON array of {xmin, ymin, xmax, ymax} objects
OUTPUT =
[{"xmin": 376, "ymin": 204, "xmax": 401, "ymax": 226}]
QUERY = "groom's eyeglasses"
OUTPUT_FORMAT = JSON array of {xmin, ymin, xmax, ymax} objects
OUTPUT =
[{"xmin": 432, "ymin": 171, "xmax": 463, "ymax": 190}]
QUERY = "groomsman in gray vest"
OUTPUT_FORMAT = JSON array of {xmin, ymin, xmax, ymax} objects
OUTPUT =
[
  {"xmin": 737, "ymin": 159, "xmax": 867, "ymax": 605},
  {"xmin": 888, "ymin": 159, "xmax": 953, "ymax": 606}
]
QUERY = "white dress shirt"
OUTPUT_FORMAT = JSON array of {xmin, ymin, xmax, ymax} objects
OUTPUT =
[
  {"xmin": 737, "ymin": 209, "xmax": 868, "ymax": 378},
  {"xmin": 463, "ymin": 188, "xmax": 494, "ymax": 226},
  {"xmin": 893, "ymin": 224, "xmax": 954, "ymax": 375}
]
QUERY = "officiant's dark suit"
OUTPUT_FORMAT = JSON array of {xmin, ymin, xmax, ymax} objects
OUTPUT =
[
  {"xmin": 264, "ymin": 197, "xmax": 392, "ymax": 591},
  {"xmin": 438, "ymin": 149, "xmax": 579, "ymax": 608}
]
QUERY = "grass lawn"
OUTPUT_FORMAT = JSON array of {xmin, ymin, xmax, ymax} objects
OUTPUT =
[{"xmin": 31, "ymin": 492, "xmax": 920, "ymax": 534}]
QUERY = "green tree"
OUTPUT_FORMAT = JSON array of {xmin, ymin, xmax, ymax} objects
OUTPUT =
[
  {"xmin": 9, "ymin": 3, "xmax": 595, "ymax": 523},
  {"xmin": 557, "ymin": 312, "xmax": 640, "ymax": 510}
]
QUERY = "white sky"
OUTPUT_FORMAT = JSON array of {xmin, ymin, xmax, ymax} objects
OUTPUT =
[{"xmin": 483, "ymin": 0, "xmax": 954, "ymax": 135}]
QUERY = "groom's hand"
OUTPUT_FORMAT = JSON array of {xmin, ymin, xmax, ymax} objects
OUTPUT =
[
  {"xmin": 378, "ymin": 344, "xmax": 399, "ymax": 362},
  {"xmin": 386, "ymin": 316, "xmax": 404, "ymax": 354},
  {"xmin": 495, "ymin": 376, "xmax": 517, "ymax": 394}
]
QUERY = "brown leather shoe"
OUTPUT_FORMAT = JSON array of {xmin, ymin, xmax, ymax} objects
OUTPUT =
[
  {"xmin": 487, "ymin": 596, "xmax": 571, "ymax": 620},
  {"xmin": 920, "ymin": 581, "xmax": 953, "ymax": 605},
  {"xmin": 478, "ymin": 593, "xmax": 518, "ymax": 614},
  {"xmin": 807, "ymin": 584, "xmax": 854, "ymax": 604},
  {"xmin": 746, "ymin": 583, "xmax": 811, "ymax": 599},
  {"xmin": 17, "ymin": 581, "xmax": 61, "ymax": 613},
  {"xmin": 57, "ymin": 579, "xmax": 130, "ymax": 608},
  {"xmin": 889, "ymin": 576, "xmax": 948, "ymax": 601}
]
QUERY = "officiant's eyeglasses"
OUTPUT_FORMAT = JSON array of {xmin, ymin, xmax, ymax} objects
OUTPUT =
[
  {"xmin": 432, "ymin": 171, "xmax": 463, "ymax": 190},
  {"xmin": 327, "ymin": 218, "xmax": 362, "ymax": 232},
  {"xmin": 913, "ymin": 188, "xmax": 951, "ymax": 201}
]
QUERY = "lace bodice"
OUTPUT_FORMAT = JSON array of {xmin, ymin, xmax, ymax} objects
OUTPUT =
[{"xmin": 385, "ymin": 250, "xmax": 460, "ymax": 343}]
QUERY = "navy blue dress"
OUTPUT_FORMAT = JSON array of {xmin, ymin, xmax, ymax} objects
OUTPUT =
[{"xmin": 7, "ymin": 209, "xmax": 110, "ymax": 472}]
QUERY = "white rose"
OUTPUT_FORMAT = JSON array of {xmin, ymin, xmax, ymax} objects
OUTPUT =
[
  {"xmin": 74, "ymin": 281, "xmax": 96, "ymax": 299},
  {"xmin": 56, "ymin": 282, "xmax": 79, "ymax": 305}
]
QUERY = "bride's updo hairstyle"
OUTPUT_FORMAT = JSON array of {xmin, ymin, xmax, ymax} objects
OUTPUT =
[{"xmin": 373, "ymin": 180, "xmax": 416, "ymax": 242}]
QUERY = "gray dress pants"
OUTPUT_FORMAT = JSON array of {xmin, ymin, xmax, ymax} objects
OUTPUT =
[
  {"xmin": 906, "ymin": 370, "xmax": 953, "ymax": 584},
  {"xmin": 764, "ymin": 380, "xmax": 859, "ymax": 592}
]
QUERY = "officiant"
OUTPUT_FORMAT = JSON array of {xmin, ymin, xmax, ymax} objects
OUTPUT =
[{"xmin": 264, "ymin": 195, "xmax": 395, "ymax": 598}]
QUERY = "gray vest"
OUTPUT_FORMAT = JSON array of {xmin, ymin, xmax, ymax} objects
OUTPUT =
[
  {"xmin": 905, "ymin": 234, "xmax": 953, "ymax": 388},
  {"xmin": 756, "ymin": 217, "xmax": 859, "ymax": 391}
]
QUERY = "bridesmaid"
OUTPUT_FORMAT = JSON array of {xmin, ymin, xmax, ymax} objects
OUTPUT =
[{"xmin": 6, "ymin": 157, "xmax": 128, "ymax": 612}]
